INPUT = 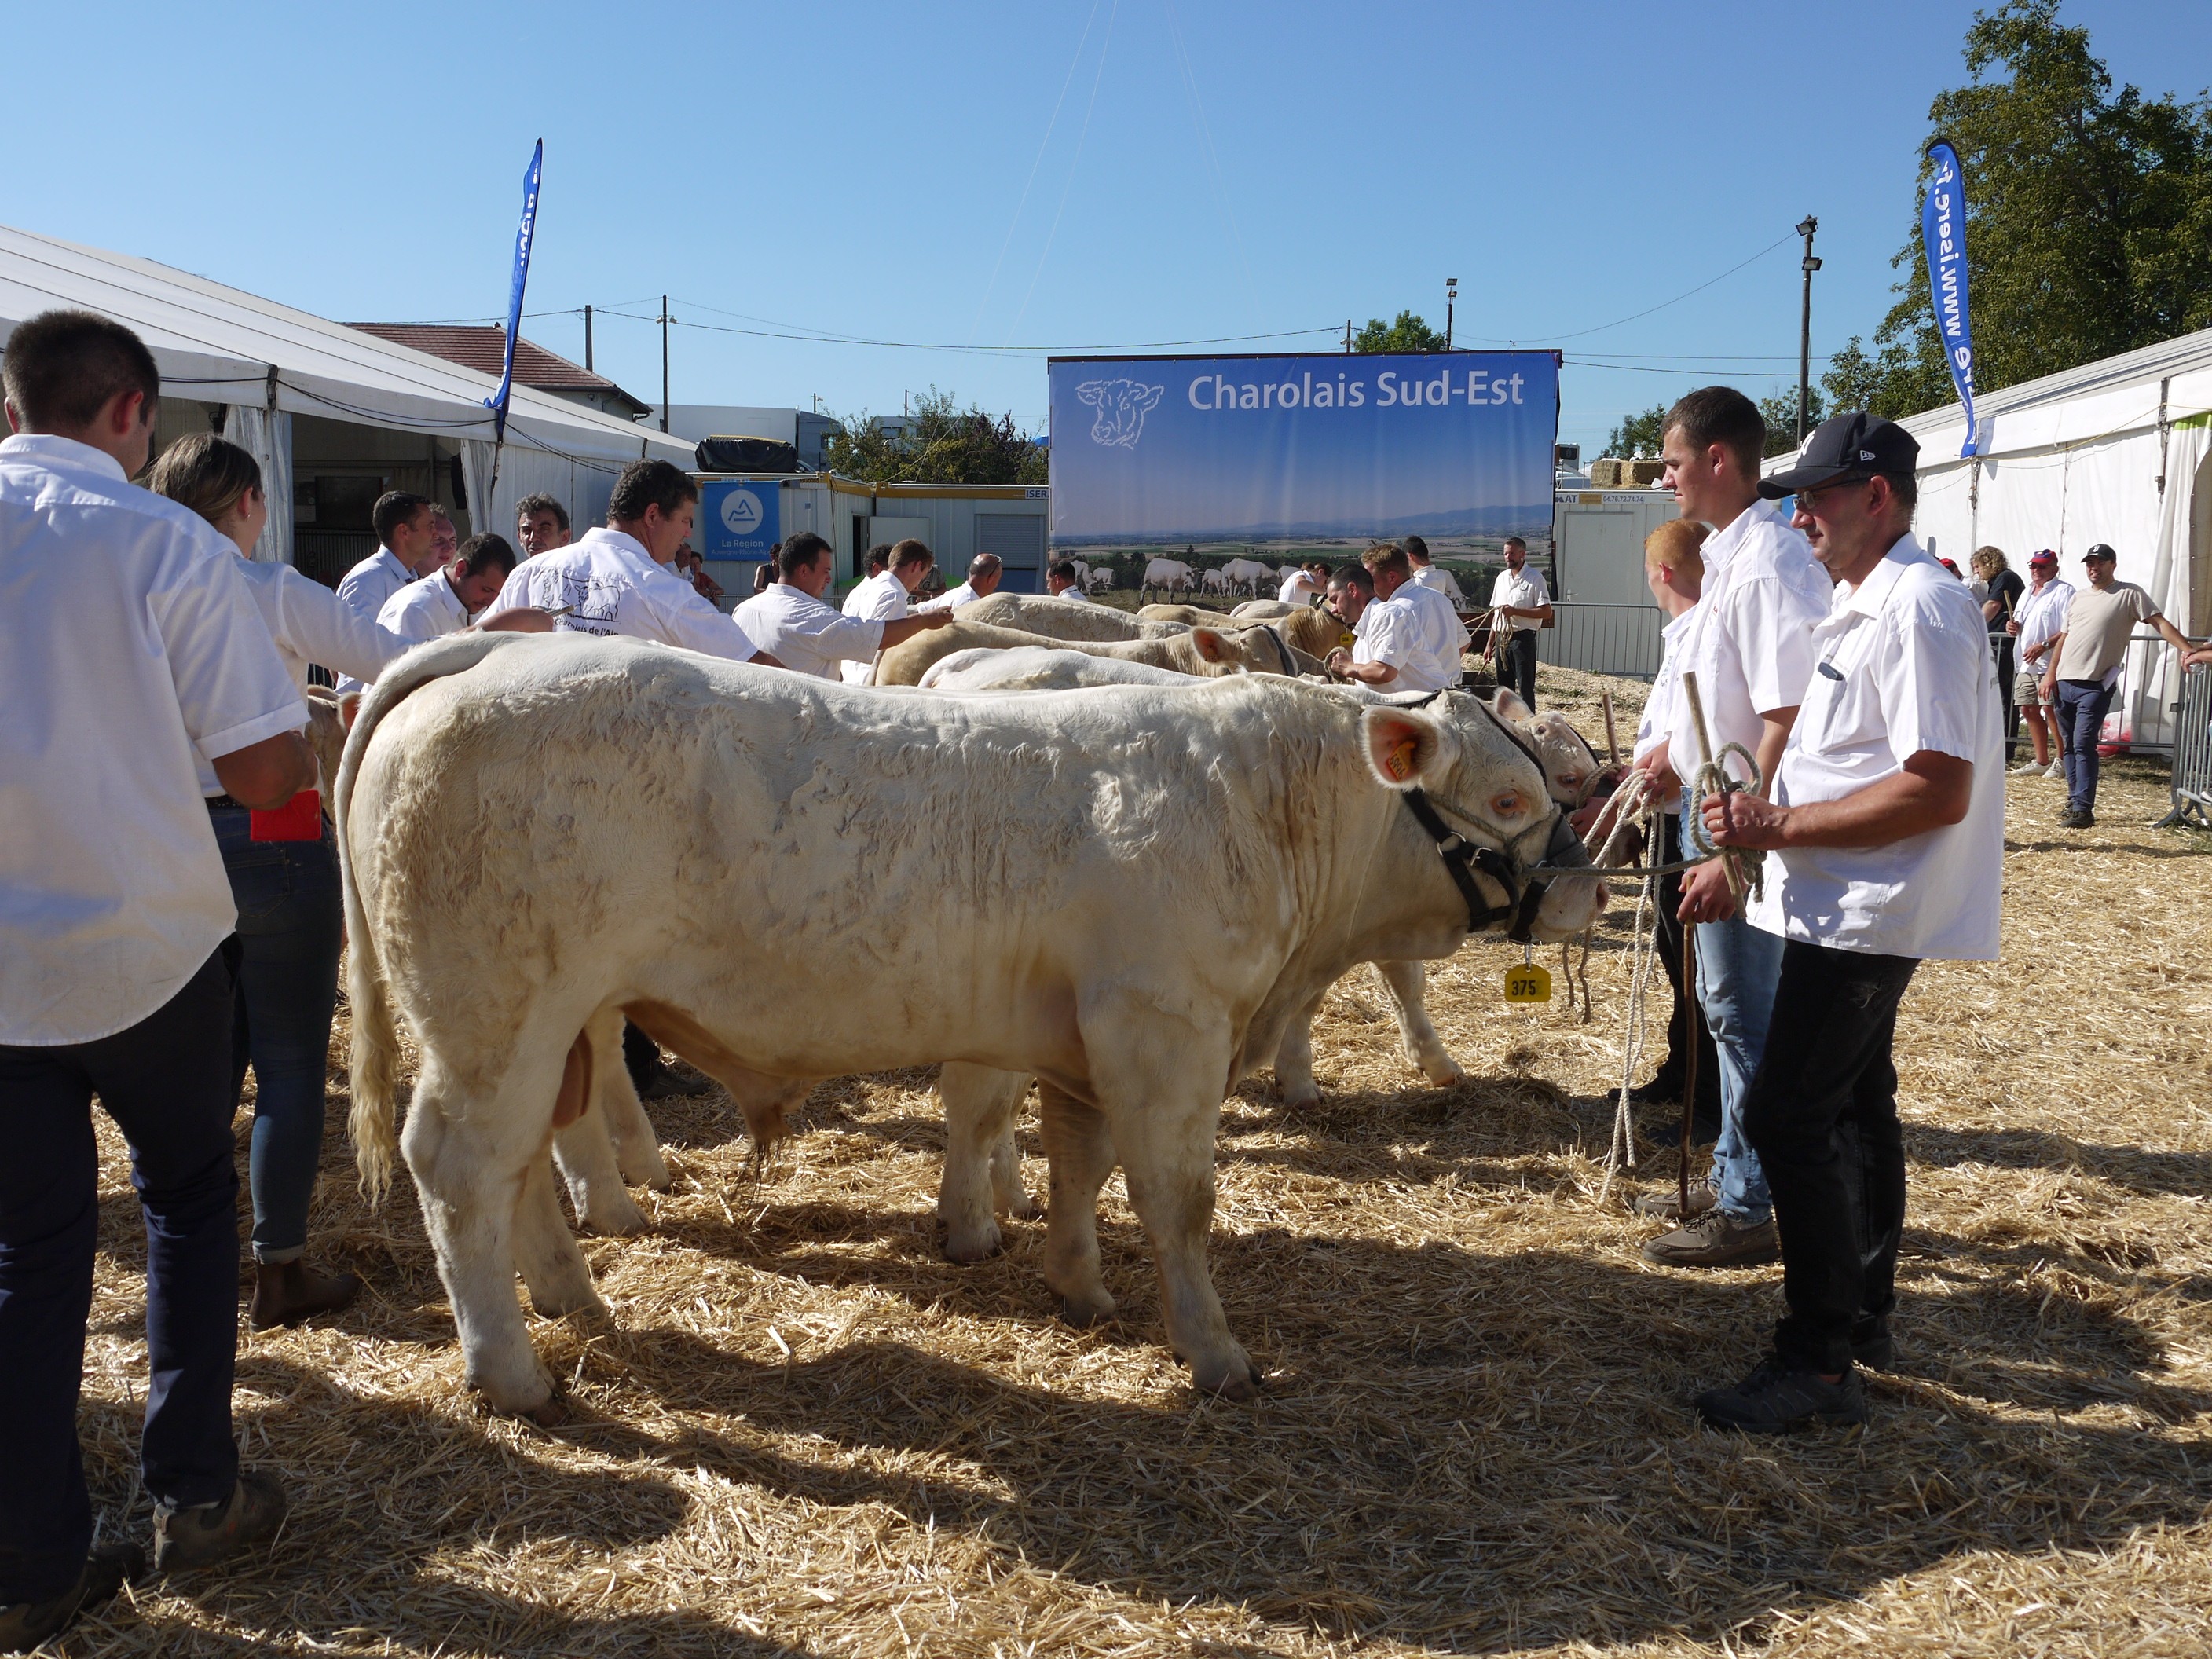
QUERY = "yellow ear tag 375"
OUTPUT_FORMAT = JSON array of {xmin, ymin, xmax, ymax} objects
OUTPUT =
[
  {"xmin": 1385, "ymin": 737, "xmax": 1418, "ymax": 782},
  {"xmin": 1503, "ymin": 962, "xmax": 1553, "ymax": 1003},
  {"xmin": 1340, "ymin": 630, "xmax": 1357, "ymax": 649}
]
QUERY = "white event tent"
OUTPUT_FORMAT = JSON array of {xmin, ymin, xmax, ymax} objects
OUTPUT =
[
  {"xmin": 0, "ymin": 222, "xmax": 693, "ymax": 566},
  {"xmin": 1770, "ymin": 325, "xmax": 2212, "ymax": 751}
]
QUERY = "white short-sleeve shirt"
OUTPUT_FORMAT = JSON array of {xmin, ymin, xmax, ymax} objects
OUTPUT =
[
  {"xmin": 734, "ymin": 582, "xmax": 886, "ymax": 680},
  {"xmin": 1407, "ymin": 565, "xmax": 1463, "ymax": 600},
  {"xmin": 1051, "ymin": 584, "xmax": 1091, "ymax": 602},
  {"xmin": 1280, "ymin": 569, "xmax": 1323, "ymax": 605},
  {"xmin": 1633, "ymin": 604, "xmax": 1701, "ymax": 764},
  {"xmin": 916, "ymin": 580, "xmax": 979, "ymax": 614},
  {"xmin": 840, "ymin": 571, "xmax": 910, "ymax": 683},
  {"xmin": 2015, "ymin": 577, "xmax": 2074, "ymax": 664},
  {"xmin": 377, "ymin": 568, "xmax": 471, "ymax": 644},
  {"xmin": 492, "ymin": 527, "xmax": 760, "ymax": 660},
  {"xmin": 2, "ymin": 434, "xmax": 308, "ymax": 1045},
  {"xmin": 335, "ymin": 545, "xmax": 416, "ymax": 623},
  {"xmin": 1489, "ymin": 564, "xmax": 1551, "ymax": 632},
  {"xmin": 1353, "ymin": 591, "xmax": 1460, "ymax": 693},
  {"xmin": 1745, "ymin": 535, "xmax": 2005, "ymax": 962},
  {"xmin": 1663, "ymin": 500, "xmax": 1829, "ymax": 778}
]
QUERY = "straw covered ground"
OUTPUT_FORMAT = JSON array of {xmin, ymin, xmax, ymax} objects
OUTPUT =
[{"xmin": 67, "ymin": 665, "xmax": 2212, "ymax": 1657}]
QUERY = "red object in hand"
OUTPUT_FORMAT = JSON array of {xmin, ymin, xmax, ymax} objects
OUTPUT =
[{"xmin": 250, "ymin": 789, "xmax": 323, "ymax": 843}]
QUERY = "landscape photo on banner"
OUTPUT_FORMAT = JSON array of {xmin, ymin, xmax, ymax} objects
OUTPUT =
[{"xmin": 1046, "ymin": 351, "xmax": 1559, "ymax": 574}]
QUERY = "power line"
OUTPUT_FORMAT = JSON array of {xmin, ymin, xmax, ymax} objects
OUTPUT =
[{"xmin": 1461, "ymin": 231, "xmax": 1800, "ymax": 346}]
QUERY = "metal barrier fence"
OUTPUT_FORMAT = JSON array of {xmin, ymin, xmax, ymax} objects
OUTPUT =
[
  {"xmin": 2153, "ymin": 663, "xmax": 2212, "ymax": 829},
  {"xmin": 1544, "ymin": 602, "xmax": 1663, "ymax": 680}
]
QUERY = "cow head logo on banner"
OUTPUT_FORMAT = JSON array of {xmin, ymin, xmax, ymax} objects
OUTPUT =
[{"xmin": 1076, "ymin": 379, "xmax": 1165, "ymax": 449}]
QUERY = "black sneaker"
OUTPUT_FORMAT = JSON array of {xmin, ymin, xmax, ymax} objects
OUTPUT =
[
  {"xmin": 0, "ymin": 1541, "xmax": 144, "ymax": 1652},
  {"xmin": 1696, "ymin": 1355, "xmax": 1867, "ymax": 1432},
  {"xmin": 2058, "ymin": 806, "xmax": 2095, "ymax": 829}
]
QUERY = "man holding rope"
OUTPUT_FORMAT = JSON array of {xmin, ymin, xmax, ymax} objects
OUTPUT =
[
  {"xmin": 1693, "ymin": 412, "xmax": 2005, "ymax": 1432},
  {"xmin": 1638, "ymin": 388, "xmax": 1829, "ymax": 1269}
]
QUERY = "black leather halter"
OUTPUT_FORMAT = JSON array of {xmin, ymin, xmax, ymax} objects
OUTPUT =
[
  {"xmin": 1261, "ymin": 624, "xmax": 1297, "ymax": 677},
  {"xmin": 1393, "ymin": 690, "xmax": 1585, "ymax": 944}
]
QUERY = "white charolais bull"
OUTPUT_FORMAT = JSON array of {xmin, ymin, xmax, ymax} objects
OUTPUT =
[
  {"xmin": 958, "ymin": 591, "xmax": 1189, "ymax": 643},
  {"xmin": 1218, "ymin": 557, "xmax": 1273, "ymax": 594},
  {"xmin": 1143, "ymin": 557, "xmax": 1196, "ymax": 591},
  {"xmin": 340, "ymin": 633, "xmax": 1602, "ymax": 1415},
  {"xmin": 920, "ymin": 646, "xmax": 1204, "ymax": 692},
  {"xmin": 873, "ymin": 618, "xmax": 1291, "ymax": 686},
  {"xmin": 1085, "ymin": 566, "xmax": 1115, "ymax": 592}
]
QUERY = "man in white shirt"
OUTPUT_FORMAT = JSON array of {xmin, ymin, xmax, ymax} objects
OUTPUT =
[
  {"xmin": 840, "ymin": 539, "xmax": 937, "ymax": 683},
  {"xmin": 374, "ymin": 533, "xmax": 522, "ymax": 653},
  {"xmin": 1, "ymin": 312, "xmax": 314, "ymax": 1639},
  {"xmin": 1639, "ymin": 386, "xmax": 1831, "ymax": 1273},
  {"xmin": 917, "ymin": 552, "xmax": 1003, "ymax": 613},
  {"xmin": 492, "ymin": 460, "xmax": 774, "ymax": 665},
  {"xmin": 1045, "ymin": 558, "xmax": 1091, "ymax": 600},
  {"xmin": 1402, "ymin": 535, "xmax": 1463, "ymax": 602},
  {"xmin": 334, "ymin": 491, "xmax": 440, "ymax": 623},
  {"xmin": 1279, "ymin": 560, "xmax": 1328, "ymax": 606},
  {"xmin": 515, "ymin": 492, "xmax": 570, "ymax": 559},
  {"xmin": 738, "ymin": 532, "xmax": 950, "ymax": 681},
  {"xmin": 1487, "ymin": 537, "xmax": 1551, "ymax": 709},
  {"xmin": 1693, "ymin": 412, "xmax": 2004, "ymax": 1433},
  {"xmin": 2005, "ymin": 550, "xmax": 2071, "ymax": 776},
  {"xmin": 1324, "ymin": 544, "xmax": 1468, "ymax": 693}
]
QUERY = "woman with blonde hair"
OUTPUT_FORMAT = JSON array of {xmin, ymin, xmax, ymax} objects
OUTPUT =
[
  {"xmin": 1623, "ymin": 515, "xmax": 1721, "ymax": 1155},
  {"xmin": 1971, "ymin": 545, "xmax": 2025, "ymax": 757},
  {"xmin": 146, "ymin": 434, "xmax": 408, "ymax": 1328}
]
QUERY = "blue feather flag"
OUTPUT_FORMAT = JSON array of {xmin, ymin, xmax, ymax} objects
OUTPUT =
[
  {"xmin": 485, "ymin": 139, "xmax": 543, "ymax": 446},
  {"xmin": 1921, "ymin": 139, "xmax": 1980, "ymax": 458}
]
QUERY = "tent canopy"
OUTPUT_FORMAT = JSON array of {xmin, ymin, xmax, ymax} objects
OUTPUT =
[{"xmin": 0, "ymin": 222, "xmax": 690, "ymax": 471}]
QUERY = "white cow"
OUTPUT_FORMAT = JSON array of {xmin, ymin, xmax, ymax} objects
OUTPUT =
[
  {"xmin": 1232, "ymin": 599, "xmax": 1298, "ymax": 622},
  {"xmin": 1143, "ymin": 557, "xmax": 1196, "ymax": 592},
  {"xmin": 921, "ymin": 646, "xmax": 1207, "ymax": 692},
  {"xmin": 873, "ymin": 618, "xmax": 1292, "ymax": 685},
  {"xmin": 340, "ymin": 633, "xmax": 1602, "ymax": 1416},
  {"xmin": 1086, "ymin": 566, "xmax": 1116, "ymax": 592},
  {"xmin": 959, "ymin": 591, "xmax": 1189, "ymax": 643},
  {"xmin": 1199, "ymin": 568, "xmax": 1231, "ymax": 594},
  {"xmin": 1219, "ymin": 557, "xmax": 1273, "ymax": 595}
]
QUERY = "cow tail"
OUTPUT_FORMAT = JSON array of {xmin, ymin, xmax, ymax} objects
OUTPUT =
[{"xmin": 336, "ymin": 631, "xmax": 526, "ymax": 1204}]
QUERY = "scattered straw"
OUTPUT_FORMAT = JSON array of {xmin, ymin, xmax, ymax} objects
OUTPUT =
[{"xmin": 70, "ymin": 665, "xmax": 2212, "ymax": 1656}]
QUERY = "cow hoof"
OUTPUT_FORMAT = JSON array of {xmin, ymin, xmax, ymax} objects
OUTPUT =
[
  {"xmin": 580, "ymin": 1196, "xmax": 648, "ymax": 1237},
  {"xmin": 1192, "ymin": 1356, "xmax": 1264, "ymax": 1401},
  {"xmin": 1057, "ymin": 1291, "xmax": 1117, "ymax": 1328},
  {"xmin": 529, "ymin": 1287, "xmax": 606, "ymax": 1320},
  {"xmin": 626, "ymin": 1154, "xmax": 674, "ymax": 1192},
  {"xmin": 1001, "ymin": 1190, "xmax": 1043, "ymax": 1221},
  {"xmin": 942, "ymin": 1219, "xmax": 1004, "ymax": 1265},
  {"xmin": 521, "ymin": 1393, "xmax": 571, "ymax": 1428},
  {"xmin": 1280, "ymin": 1084, "xmax": 1321, "ymax": 1111},
  {"xmin": 1421, "ymin": 1060, "xmax": 1467, "ymax": 1087}
]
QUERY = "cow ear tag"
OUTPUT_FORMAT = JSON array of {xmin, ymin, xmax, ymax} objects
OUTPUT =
[
  {"xmin": 1504, "ymin": 943, "xmax": 1551, "ymax": 1003},
  {"xmin": 1385, "ymin": 737, "xmax": 1418, "ymax": 782},
  {"xmin": 1340, "ymin": 630, "xmax": 1357, "ymax": 649}
]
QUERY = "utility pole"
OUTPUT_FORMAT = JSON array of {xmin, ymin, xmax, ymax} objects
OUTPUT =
[
  {"xmin": 583, "ymin": 304, "xmax": 593, "ymax": 373},
  {"xmin": 1445, "ymin": 276, "xmax": 1458, "ymax": 351},
  {"xmin": 658, "ymin": 295, "xmax": 670, "ymax": 433},
  {"xmin": 1345, "ymin": 318, "xmax": 1352, "ymax": 353},
  {"xmin": 1796, "ymin": 217, "xmax": 1821, "ymax": 445}
]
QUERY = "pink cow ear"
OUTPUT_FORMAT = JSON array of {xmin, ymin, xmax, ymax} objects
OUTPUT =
[{"xmin": 1361, "ymin": 706, "xmax": 1442, "ymax": 791}]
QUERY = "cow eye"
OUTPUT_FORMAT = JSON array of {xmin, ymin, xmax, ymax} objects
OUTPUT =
[{"xmin": 1491, "ymin": 792, "xmax": 1528, "ymax": 819}]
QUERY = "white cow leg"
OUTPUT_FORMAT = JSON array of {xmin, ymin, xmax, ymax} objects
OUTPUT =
[
  {"xmin": 1036, "ymin": 1083, "xmax": 1118, "ymax": 1327},
  {"xmin": 552, "ymin": 1104, "xmax": 647, "ymax": 1236},
  {"xmin": 936, "ymin": 1064, "xmax": 1033, "ymax": 1263},
  {"xmin": 1375, "ymin": 959, "xmax": 1465, "ymax": 1086},
  {"xmin": 1271, "ymin": 987, "xmax": 1330, "ymax": 1109},
  {"xmin": 401, "ymin": 1055, "xmax": 564, "ymax": 1418},
  {"xmin": 514, "ymin": 1148, "xmax": 605, "ymax": 1318},
  {"xmin": 1108, "ymin": 1081, "xmax": 1259, "ymax": 1401},
  {"xmin": 591, "ymin": 1006, "xmax": 672, "ymax": 1189},
  {"xmin": 990, "ymin": 1119, "xmax": 1041, "ymax": 1221}
]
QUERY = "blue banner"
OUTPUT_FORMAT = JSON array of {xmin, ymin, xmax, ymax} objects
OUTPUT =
[
  {"xmin": 1047, "ymin": 350, "xmax": 1558, "ymax": 557},
  {"xmin": 699, "ymin": 479, "xmax": 780, "ymax": 558},
  {"xmin": 1921, "ymin": 140, "xmax": 1979, "ymax": 458},
  {"xmin": 484, "ymin": 139, "xmax": 544, "ymax": 441}
]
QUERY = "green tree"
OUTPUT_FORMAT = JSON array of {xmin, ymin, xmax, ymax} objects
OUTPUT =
[
  {"xmin": 819, "ymin": 387, "xmax": 1047, "ymax": 485},
  {"xmin": 1759, "ymin": 385, "xmax": 1826, "ymax": 456},
  {"xmin": 1858, "ymin": 0, "xmax": 2212, "ymax": 417},
  {"xmin": 1604, "ymin": 403, "xmax": 1668, "ymax": 458},
  {"xmin": 1353, "ymin": 310, "xmax": 1447, "ymax": 353}
]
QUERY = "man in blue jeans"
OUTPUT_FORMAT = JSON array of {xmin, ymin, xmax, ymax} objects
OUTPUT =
[
  {"xmin": 1639, "ymin": 388, "xmax": 1829, "ymax": 1269},
  {"xmin": 1, "ymin": 313, "xmax": 315, "ymax": 1647},
  {"xmin": 1694, "ymin": 411, "xmax": 2007, "ymax": 1431},
  {"xmin": 2036, "ymin": 543, "xmax": 2205, "ymax": 829}
]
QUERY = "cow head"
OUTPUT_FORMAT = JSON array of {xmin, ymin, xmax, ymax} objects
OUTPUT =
[
  {"xmin": 1492, "ymin": 688, "xmax": 1604, "ymax": 806},
  {"xmin": 1075, "ymin": 379, "xmax": 1165, "ymax": 449},
  {"xmin": 1359, "ymin": 694, "xmax": 1607, "ymax": 943}
]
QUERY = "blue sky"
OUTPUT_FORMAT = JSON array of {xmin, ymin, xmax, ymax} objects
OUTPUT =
[{"xmin": 9, "ymin": 2, "xmax": 2206, "ymax": 458}]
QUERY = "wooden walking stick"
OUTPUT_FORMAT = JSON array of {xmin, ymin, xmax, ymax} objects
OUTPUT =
[
  {"xmin": 1680, "ymin": 670, "xmax": 1747, "ymax": 903},
  {"xmin": 1678, "ymin": 914, "xmax": 1700, "ymax": 1218},
  {"xmin": 1599, "ymin": 690, "xmax": 1621, "ymax": 768}
]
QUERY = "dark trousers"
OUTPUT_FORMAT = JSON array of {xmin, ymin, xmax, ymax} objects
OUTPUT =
[
  {"xmin": 1651, "ymin": 813, "xmax": 1722, "ymax": 1131},
  {"xmin": 1499, "ymin": 629, "xmax": 1538, "ymax": 709},
  {"xmin": 2055, "ymin": 678, "xmax": 2116, "ymax": 814},
  {"xmin": 1990, "ymin": 636, "xmax": 2016, "ymax": 758},
  {"xmin": 0, "ymin": 945, "xmax": 243, "ymax": 1602},
  {"xmin": 213, "ymin": 808, "xmax": 342, "ymax": 1265},
  {"xmin": 1740, "ymin": 939, "xmax": 1919, "ymax": 1375},
  {"xmin": 623, "ymin": 1022, "xmax": 663, "ymax": 1094}
]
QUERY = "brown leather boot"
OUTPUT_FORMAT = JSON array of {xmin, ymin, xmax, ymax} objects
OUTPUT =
[
  {"xmin": 0, "ymin": 1542, "xmax": 143, "ymax": 1652},
  {"xmin": 250, "ymin": 1260, "xmax": 361, "ymax": 1331},
  {"xmin": 1639, "ymin": 1210, "xmax": 1780, "ymax": 1269},
  {"xmin": 153, "ymin": 1471, "xmax": 288, "ymax": 1573}
]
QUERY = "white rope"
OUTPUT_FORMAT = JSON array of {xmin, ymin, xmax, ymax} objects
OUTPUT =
[{"xmin": 1596, "ymin": 775, "xmax": 1666, "ymax": 1200}]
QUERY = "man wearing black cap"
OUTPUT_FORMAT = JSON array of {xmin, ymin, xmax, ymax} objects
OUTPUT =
[
  {"xmin": 1694, "ymin": 412, "xmax": 2005, "ymax": 1432},
  {"xmin": 2007, "ymin": 551, "xmax": 2071, "ymax": 777},
  {"xmin": 2037, "ymin": 544, "xmax": 2202, "ymax": 828}
]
